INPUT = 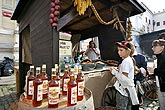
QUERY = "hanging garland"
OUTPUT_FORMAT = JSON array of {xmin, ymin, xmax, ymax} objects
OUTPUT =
[
  {"xmin": 126, "ymin": 18, "xmax": 133, "ymax": 41},
  {"xmin": 90, "ymin": 4, "xmax": 116, "ymax": 25},
  {"xmin": 72, "ymin": 0, "xmax": 125, "ymax": 32}
]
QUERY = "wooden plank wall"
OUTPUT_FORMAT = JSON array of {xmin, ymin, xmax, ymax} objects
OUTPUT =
[{"xmin": 18, "ymin": 0, "xmax": 59, "ymax": 78}]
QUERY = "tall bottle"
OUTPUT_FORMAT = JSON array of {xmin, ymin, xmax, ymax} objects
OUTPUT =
[
  {"xmin": 27, "ymin": 65, "xmax": 35, "ymax": 100},
  {"xmin": 76, "ymin": 65, "xmax": 84, "ymax": 101},
  {"xmin": 48, "ymin": 68, "xmax": 60, "ymax": 108},
  {"xmin": 32, "ymin": 67, "xmax": 43, "ymax": 107},
  {"xmin": 62, "ymin": 65, "xmax": 70, "ymax": 95},
  {"xmin": 41, "ymin": 64, "xmax": 48, "ymax": 99},
  {"xmin": 55, "ymin": 64, "xmax": 61, "ymax": 89},
  {"xmin": 67, "ymin": 68, "xmax": 77, "ymax": 106}
]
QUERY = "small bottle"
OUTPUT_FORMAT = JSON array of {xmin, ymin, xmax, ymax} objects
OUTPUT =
[
  {"xmin": 32, "ymin": 67, "xmax": 43, "ymax": 107},
  {"xmin": 48, "ymin": 68, "xmax": 60, "ymax": 108},
  {"xmin": 41, "ymin": 64, "xmax": 48, "ymax": 99},
  {"xmin": 27, "ymin": 66, "xmax": 35, "ymax": 100},
  {"xmin": 76, "ymin": 65, "xmax": 84, "ymax": 101},
  {"xmin": 62, "ymin": 65, "xmax": 70, "ymax": 95},
  {"xmin": 67, "ymin": 68, "xmax": 77, "ymax": 106}
]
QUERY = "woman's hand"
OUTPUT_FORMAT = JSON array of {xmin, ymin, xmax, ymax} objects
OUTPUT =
[
  {"xmin": 109, "ymin": 67, "xmax": 118, "ymax": 75},
  {"xmin": 147, "ymin": 67, "xmax": 154, "ymax": 74}
]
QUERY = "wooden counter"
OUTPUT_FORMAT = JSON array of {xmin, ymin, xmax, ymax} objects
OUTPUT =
[{"xmin": 18, "ymin": 88, "xmax": 94, "ymax": 110}]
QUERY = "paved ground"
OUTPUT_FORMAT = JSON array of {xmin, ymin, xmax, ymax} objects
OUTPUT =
[
  {"xmin": 0, "ymin": 75, "xmax": 19, "ymax": 110},
  {"xmin": 0, "ymin": 74, "xmax": 159, "ymax": 110}
]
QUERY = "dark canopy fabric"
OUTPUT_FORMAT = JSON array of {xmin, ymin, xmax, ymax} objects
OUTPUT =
[{"xmin": 139, "ymin": 29, "xmax": 165, "ymax": 59}]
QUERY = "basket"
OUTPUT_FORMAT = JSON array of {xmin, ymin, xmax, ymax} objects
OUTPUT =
[
  {"xmin": 81, "ymin": 63, "xmax": 96, "ymax": 71},
  {"xmin": 95, "ymin": 63, "xmax": 106, "ymax": 69}
]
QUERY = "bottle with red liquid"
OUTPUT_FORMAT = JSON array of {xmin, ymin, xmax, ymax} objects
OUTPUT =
[
  {"xmin": 67, "ymin": 68, "xmax": 77, "ymax": 106},
  {"xmin": 48, "ymin": 68, "xmax": 60, "ymax": 108},
  {"xmin": 76, "ymin": 65, "xmax": 84, "ymax": 101},
  {"xmin": 32, "ymin": 67, "xmax": 43, "ymax": 107},
  {"xmin": 41, "ymin": 64, "xmax": 48, "ymax": 99},
  {"xmin": 27, "ymin": 65, "xmax": 35, "ymax": 100},
  {"xmin": 55, "ymin": 64, "xmax": 60, "ymax": 87},
  {"xmin": 62, "ymin": 65, "xmax": 70, "ymax": 95}
]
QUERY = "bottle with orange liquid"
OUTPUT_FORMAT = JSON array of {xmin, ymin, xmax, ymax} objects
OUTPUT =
[
  {"xmin": 27, "ymin": 65, "xmax": 35, "ymax": 100},
  {"xmin": 41, "ymin": 64, "xmax": 48, "ymax": 99},
  {"xmin": 32, "ymin": 67, "xmax": 43, "ymax": 107},
  {"xmin": 67, "ymin": 68, "xmax": 77, "ymax": 106},
  {"xmin": 62, "ymin": 65, "xmax": 70, "ymax": 95},
  {"xmin": 76, "ymin": 65, "xmax": 84, "ymax": 101},
  {"xmin": 48, "ymin": 68, "xmax": 60, "ymax": 108}
]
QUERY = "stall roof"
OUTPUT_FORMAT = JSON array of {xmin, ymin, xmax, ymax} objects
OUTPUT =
[{"xmin": 12, "ymin": 0, "xmax": 145, "ymax": 33}]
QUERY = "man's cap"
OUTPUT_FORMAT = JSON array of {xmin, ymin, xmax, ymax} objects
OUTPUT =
[{"xmin": 116, "ymin": 41, "xmax": 132, "ymax": 50}]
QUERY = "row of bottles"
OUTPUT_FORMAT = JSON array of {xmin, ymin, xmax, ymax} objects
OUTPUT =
[{"xmin": 26, "ymin": 64, "xmax": 84, "ymax": 108}]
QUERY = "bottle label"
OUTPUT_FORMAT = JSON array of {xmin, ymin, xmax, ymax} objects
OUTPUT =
[
  {"xmin": 37, "ymin": 84, "xmax": 43, "ymax": 101},
  {"xmin": 58, "ymin": 80, "xmax": 60, "ymax": 89},
  {"xmin": 71, "ymin": 86, "xmax": 77, "ymax": 104},
  {"xmin": 42, "ymin": 80, "xmax": 48, "ymax": 94},
  {"xmin": 63, "ymin": 79, "xmax": 69, "ymax": 91},
  {"xmin": 28, "ymin": 81, "xmax": 34, "ymax": 95},
  {"xmin": 78, "ymin": 81, "xmax": 84, "ymax": 96},
  {"xmin": 48, "ymin": 87, "xmax": 59, "ymax": 104}
]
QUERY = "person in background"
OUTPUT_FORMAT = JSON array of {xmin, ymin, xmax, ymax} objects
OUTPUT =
[
  {"xmin": 85, "ymin": 41, "xmax": 100, "ymax": 61},
  {"xmin": 110, "ymin": 41, "xmax": 139, "ymax": 110},
  {"xmin": 158, "ymin": 32, "xmax": 165, "ymax": 40},
  {"xmin": 130, "ymin": 43, "xmax": 148, "ymax": 105},
  {"xmin": 147, "ymin": 39, "xmax": 165, "ymax": 110}
]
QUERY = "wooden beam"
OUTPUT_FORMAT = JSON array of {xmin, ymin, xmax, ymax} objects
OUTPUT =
[{"xmin": 57, "ymin": 8, "xmax": 78, "ymax": 31}]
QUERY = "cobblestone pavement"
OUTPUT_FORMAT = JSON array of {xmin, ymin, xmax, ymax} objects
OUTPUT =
[{"xmin": 0, "ymin": 75, "xmax": 19, "ymax": 110}]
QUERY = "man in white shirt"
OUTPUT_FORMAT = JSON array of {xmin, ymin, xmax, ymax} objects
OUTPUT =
[{"xmin": 85, "ymin": 41, "xmax": 100, "ymax": 61}]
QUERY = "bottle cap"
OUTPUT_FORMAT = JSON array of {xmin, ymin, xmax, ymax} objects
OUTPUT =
[
  {"xmin": 42, "ymin": 64, "xmax": 46, "ymax": 68},
  {"xmin": 30, "ymin": 65, "xmax": 34, "ymax": 68}
]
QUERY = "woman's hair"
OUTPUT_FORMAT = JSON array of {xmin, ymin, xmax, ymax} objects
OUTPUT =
[
  {"xmin": 158, "ymin": 32, "xmax": 165, "ymax": 40},
  {"xmin": 152, "ymin": 39, "xmax": 165, "ymax": 46},
  {"xmin": 89, "ymin": 41, "xmax": 96, "ymax": 48},
  {"xmin": 152, "ymin": 39, "xmax": 165, "ymax": 54}
]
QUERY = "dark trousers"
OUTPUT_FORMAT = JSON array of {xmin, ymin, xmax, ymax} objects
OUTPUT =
[{"xmin": 132, "ymin": 104, "xmax": 140, "ymax": 110}]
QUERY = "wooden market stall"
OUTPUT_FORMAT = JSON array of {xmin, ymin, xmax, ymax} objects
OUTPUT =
[{"xmin": 11, "ymin": 0, "xmax": 145, "ymax": 109}]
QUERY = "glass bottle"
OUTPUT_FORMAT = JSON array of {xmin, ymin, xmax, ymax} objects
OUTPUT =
[
  {"xmin": 32, "ymin": 67, "xmax": 43, "ymax": 107},
  {"xmin": 76, "ymin": 65, "xmax": 84, "ymax": 101},
  {"xmin": 67, "ymin": 68, "xmax": 77, "ymax": 106},
  {"xmin": 41, "ymin": 64, "xmax": 48, "ymax": 99},
  {"xmin": 55, "ymin": 64, "xmax": 61, "ymax": 89},
  {"xmin": 27, "ymin": 65, "xmax": 35, "ymax": 100},
  {"xmin": 48, "ymin": 68, "xmax": 60, "ymax": 108},
  {"xmin": 62, "ymin": 65, "xmax": 70, "ymax": 95}
]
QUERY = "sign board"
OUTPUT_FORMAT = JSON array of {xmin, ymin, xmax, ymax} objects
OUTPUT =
[{"xmin": 59, "ymin": 40, "xmax": 72, "ymax": 56}]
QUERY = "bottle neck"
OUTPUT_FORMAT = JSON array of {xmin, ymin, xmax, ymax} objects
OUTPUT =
[
  {"xmin": 51, "ymin": 75, "xmax": 56, "ymax": 80},
  {"xmin": 30, "ymin": 71, "xmax": 35, "ymax": 76},
  {"xmin": 70, "ymin": 74, "xmax": 75, "ymax": 81}
]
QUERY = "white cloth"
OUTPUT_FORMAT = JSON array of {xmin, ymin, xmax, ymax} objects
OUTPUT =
[
  {"xmin": 85, "ymin": 48, "xmax": 100, "ymax": 61},
  {"xmin": 112, "ymin": 56, "xmax": 139, "ymax": 105},
  {"xmin": 140, "ymin": 67, "xmax": 147, "ymax": 76}
]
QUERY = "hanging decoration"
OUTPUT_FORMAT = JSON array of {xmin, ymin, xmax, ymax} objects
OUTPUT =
[
  {"xmin": 72, "ymin": 0, "xmax": 92, "ymax": 15},
  {"xmin": 49, "ymin": 0, "xmax": 60, "ymax": 28},
  {"xmin": 91, "ymin": 5, "xmax": 125, "ymax": 32},
  {"xmin": 72, "ymin": 0, "xmax": 125, "ymax": 32},
  {"xmin": 126, "ymin": 18, "xmax": 132, "ymax": 41}
]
